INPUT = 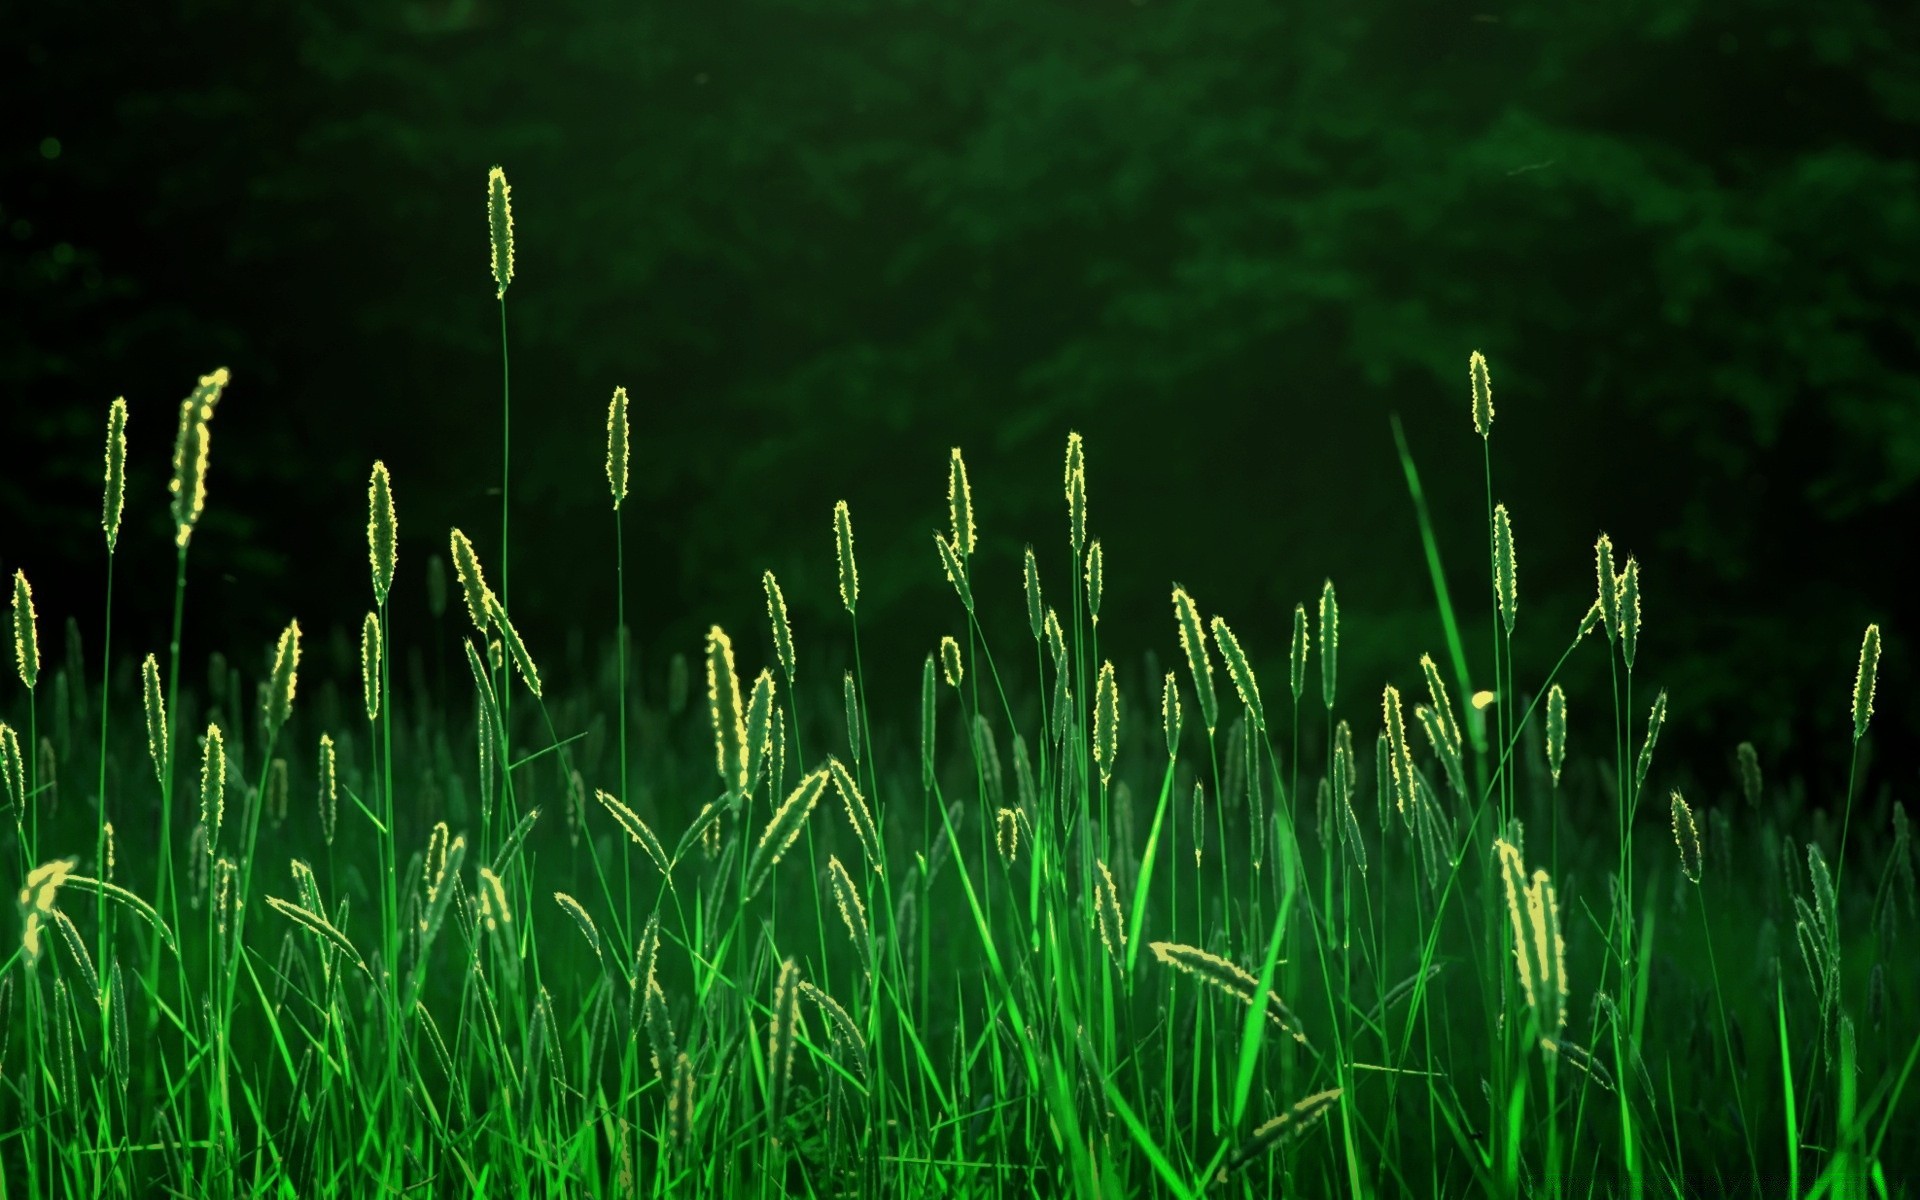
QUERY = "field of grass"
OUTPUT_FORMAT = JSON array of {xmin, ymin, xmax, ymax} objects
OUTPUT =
[{"xmin": 2, "ymin": 173, "xmax": 1916, "ymax": 1199}]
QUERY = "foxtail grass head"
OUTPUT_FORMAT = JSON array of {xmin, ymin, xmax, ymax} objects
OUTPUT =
[
  {"xmin": 1290, "ymin": 602, "xmax": 1309, "ymax": 704},
  {"xmin": 833, "ymin": 500, "xmax": 859, "ymax": 616},
  {"xmin": 1470, "ymin": 350, "xmax": 1494, "ymax": 439},
  {"xmin": 1319, "ymin": 579, "xmax": 1339, "ymax": 710},
  {"xmin": 1854, "ymin": 623, "xmax": 1881, "ymax": 743},
  {"xmin": 199, "ymin": 724, "xmax": 226, "ymax": 846},
  {"xmin": 948, "ymin": 447, "xmax": 974, "ymax": 558},
  {"xmin": 1594, "ymin": 534, "xmax": 1619, "ymax": 644},
  {"xmin": 1023, "ymin": 546, "xmax": 1044, "ymax": 645},
  {"xmin": 1671, "ymin": 791, "xmax": 1702, "ymax": 884},
  {"xmin": 103, "ymin": 397, "xmax": 128, "ymax": 552},
  {"xmin": 1545, "ymin": 684, "xmax": 1567, "ymax": 786},
  {"xmin": 448, "ymin": 528, "xmax": 495, "ymax": 633},
  {"xmin": 361, "ymin": 611, "xmax": 382, "ymax": 722},
  {"xmin": 1161, "ymin": 671, "xmax": 1181, "ymax": 760},
  {"xmin": 1493, "ymin": 504, "xmax": 1517, "ymax": 635},
  {"xmin": 706, "ymin": 626, "xmax": 748, "ymax": 804},
  {"xmin": 1381, "ymin": 684, "xmax": 1415, "ymax": 818},
  {"xmin": 487, "ymin": 165, "xmax": 514, "ymax": 299},
  {"xmin": 10, "ymin": 571, "xmax": 37, "ymax": 692},
  {"xmin": 168, "ymin": 367, "xmax": 230, "ymax": 548},
  {"xmin": 317, "ymin": 733, "xmax": 338, "ymax": 847},
  {"xmin": 1618, "ymin": 556, "xmax": 1641, "ymax": 670},
  {"xmin": 1172, "ymin": 586, "xmax": 1219, "ymax": 736},
  {"xmin": 1211, "ymin": 616, "xmax": 1265, "ymax": 737},
  {"xmin": 141, "ymin": 654, "xmax": 167, "ymax": 785},
  {"xmin": 607, "ymin": 386, "xmax": 630, "ymax": 508},
  {"xmin": 368, "ymin": 462, "xmax": 396, "ymax": 607},
  {"xmin": 940, "ymin": 636, "xmax": 963, "ymax": 690},
  {"xmin": 1085, "ymin": 539, "xmax": 1104, "ymax": 626},
  {"xmin": 1065, "ymin": 431, "xmax": 1087, "ymax": 559},
  {"xmin": 1094, "ymin": 660, "xmax": 1120, "ymax": 786},
  {"xmin": 763, "ymin": 571, "xmax": 795, "ymax": 684},
  {"xmin": 265, "ymin": 619, "xmax": 301, "ymax": 737}
]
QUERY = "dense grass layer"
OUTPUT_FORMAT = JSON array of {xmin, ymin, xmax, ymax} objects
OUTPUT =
[{"xmin": 2, "ymin": 196, "xmax": 1916, "ymax": 1200}]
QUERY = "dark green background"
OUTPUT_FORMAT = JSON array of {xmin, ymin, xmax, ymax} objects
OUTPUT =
[{"xmin": 3, "ymin": 0, "xmax": 1915, "ymax": 800}]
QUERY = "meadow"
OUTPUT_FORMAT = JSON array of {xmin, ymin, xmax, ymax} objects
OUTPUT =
[{"xmin": 0, "ymin": 170, "xmax": 1914, "ymax": 1198}]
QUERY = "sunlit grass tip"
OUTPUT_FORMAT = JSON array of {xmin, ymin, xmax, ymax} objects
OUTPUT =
[
  {"xmin": 10, "ymin": 571, "xmax": 37, "ymax": 691},
  {"xmin": 1173, "ymin": 586, "xmax": 1219, "ymax": 735},
  {"xmin": 199, "ymin": 725, "xmax": 226, "ymax": 845},
  {"xmin": 361, "ymin": 612, "xmax": 382, "ymax": 722},
  {"xmin": 265, "ymin": 618, "xmax": 301, "ymax": 737},
  {"xmin": 1854, "ymin": 622, "xmax": 1880, "ymax": 742},
  {"xmin": 368, "ymin": 461, "xmax": 396, "ymax": 606},
  {"xmin": 763, "ymin": 571, "xmax": 795, "ymax": 683},
  {"xmin": 487, "ymin": 165, "xmax": 513, "ymax": 298},
  {"xmin": 606, "ymin": 385, "xmax": 629, "ymax": 508},
  {"xmin": 103, "ymin": 396, "xmax": 128, "ymax": 550},
  {"xmin": 448, "ymin": 528, "xmax": 495, "ymax": 632},
  {"xmin": 707, "ymin": 626, "xmax": 748, "ymax": 802},
  {"xmin": 940, "ymin": 635, "xmax": 964, "ymax": 690},
  {"xmin": 1094, "ymin": 660, "xmax": 1120, "ymax": 786},
  {"xmin": 168, "ymin": 367, "xmax": 230, "ymax": 548},
  {"xmin": 1470, "ymin": 350, "xmax": 1494, "ymax": 439},
  {"xmin": 486, "ymin": 594, "xmax": 542, "ymax": 699},
  {"xmin": 1493, "ymin": 503, "xmax": 1517, "ymax": 635},
  {"xmin": 1065, "ymin": 431, "xmax": 1087, "ymax": 558},
  {"xmin": 833, "ymin": 500, "xmax": 859, "ymax": 615},
  {"xmin": 948, "ymin": 446, "xmax": 975, "ymax": 557},
  {"xmin": 1545, "ymin": 684, "xmax": 1567, "ymax": 786},
  {"xmin": 746, "ymin": 767, "xmax": 828, "ymax": 899},
  {"xmin": 1671, "ymin": 790, "xmax": 1702, "ymax": 884}
]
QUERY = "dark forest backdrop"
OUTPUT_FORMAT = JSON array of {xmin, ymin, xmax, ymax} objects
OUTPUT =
[{"xmin": 3, "ymin": 0, "xmax": 1916, "ymax": 799}]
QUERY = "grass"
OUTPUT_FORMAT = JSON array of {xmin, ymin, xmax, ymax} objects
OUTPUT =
[{"xmin": 1, "ymin": 180, "xmax": 1918, "ymax": 1200}]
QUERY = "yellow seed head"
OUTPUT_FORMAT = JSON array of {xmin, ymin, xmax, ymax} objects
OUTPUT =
[
  {"xmin": 1470, "ymin": 349, "xmax": 1494, "ymax": 439},
  {"xmin": 1094, "ymin": 660, "xmax": 1120, "ymax": 786},
  {"xmin": 1526, "ymin": 868, "xmax": 1567, "ymax": 1032},
  {"xmin": 103, "ymin": 397, "xmax": 129, "ymax": 551},
  {"xmin": 1290, "ymin": 602, "xmax": 1309, "ymax": 703},
  {"xmin": 317, "ymin": 733, "xmax": 338, "ymax": 847},
  {"xmin": 487, "ymin": 165, "xmax": 514, "ymax": 299},
  {"xmin": 1064, "ymin": 431, "xmax": 1087, "ymax": 558},
  {"xmin": 1094, "ymin": 858, "xmax": 1125, "ymax": 962},
  {"xmin": 141, "ymin": 654, "xmax": 167, "ymax": 785},
  {"xmin": 763, "ymin": 571, "xmax": 795, "ymax": 683},
  {"xmin": 168, "ymin": 367, "xmax": 229, "ymax": 547},
  {"xmin": 1493, "ymin": 503, "xmax": 1517, "ymax": 635},
  {"xmin": 486, "ymin": 594, "xmax": 543, "ymax": 699},
  {"xmin": 833, "ymin": 500, "xmax": 859, "ymax": 615},
  {"xmin": 826, "ymin": 854, "xmax": 871, "ymax": 964},
  {"xmin": 940, "ymin": 636, "xmax": 963, "ymax": 690},
  {"xmin": 995, "ymin": 807, "xmax": 1020, "ymax": 863},
  {"xmin": 266, "ymin": 619, "xmax": 301, "ymax": 736},
  {"xmin": 361, "ymin": 611, "xmax": 382, "ymax": 722},
  {"xmin": 1854, "ymin": 623, "xmax": 1881, "ymax": 743},
  {"xmin": 826, "ymin": 757, "xmax": 882, "ymax": 876},
  {"xmin": 706, "ymin": 626, "xmax": 748, "ymax": 801},
  {"xmin": 1671, "ymin": 790, "xmax": 1702, "ymax": 884},
  {"xmin": 366, "ymin": 461, "xmax": 397, "ymax": 606},
  {"xmin": 606, "ymin": 386, "xmax": 630, "ymax": 508},
  {"xmin": 199, "ymin": 724, "xmax": 226, "ymax": 845},
  {"xmin": 1382, "ymin": 685, "xmax": 1416, "ymax": 816},
  {"xmin": 1173, "ymin": 586, "xmax": 1219, "ymax": 735},
  {"xmin": 1418, "ymin": 654, "xmax": 1461, "ymax": 760},
  {"xmin": 1594, "ymin": 534, "xmax": 1619, "ymax": 643},
  {"xmin": 10, "ymin": 571, "xmax": 38, "ymax": 692},
  {"xmin": 448, "ymin": 528, "xmax": 495, "ymax": 632},
  {"xmin": 1545, "ymin": 684, "xmax": 1567, "ymax": 786},
  {"xmin": 948, "ymin": 447, "xmax": 975, "ymax": 557},
  {"xmin": 1161, "ymin": 670, "xmax": 1181, "ymax": 760},
  {"xmin": 1494, "ymin": 839, "xmax": 1536, "ymax": 1013},
  {"xmin": 1023, "ymin": 546, "xmax": 1044, "ymax": 644},
  {"xmin": 1211, "ymin": 615, "xmax": 1265, "ymax": 736},
  {"xmin": 1085, "ymin": 539, "xmax": 1104, "ymax": 625},
  {"xmin": 104, "ymin": 821, "xmax": 116, "ymax": 881},
  {"xmin": 1618, "ymin": 557, "xmax": 1641, "ymax": 670},
  {"xmin": 477, "ymin": 866, "xmax": 511, "ymax": 932}
]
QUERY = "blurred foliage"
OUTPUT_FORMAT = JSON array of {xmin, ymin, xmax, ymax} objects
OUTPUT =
[{"xmin": 3, "ymin": 0, "xmax": 1916, "ymax": 785}]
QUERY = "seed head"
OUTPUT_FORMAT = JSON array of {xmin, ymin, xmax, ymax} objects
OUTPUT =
[
  {"xmin": 940, "ymin": 636, "xmax": 963, "ymax": 689},
  {"xmin": 361, "ymin": 611, "xmax": 382, "ymax": 722},
  {"xmin": 199, "ymin": 724, "xmax": 226, "ymax": 845},
  {"xmin": 833, "ymin": 500, "xmax": 859, "ymax": 615},
  {"xmin": 487, "ymin": 594, "xmax": 542, "ymax": 699},
  {"xmin": 368, "ymin": 462, "xmax": 397, "ymax": 606},
  {"xmin": 763, "ymin": 571, "xmax": 795, "ymax": 684},
  {"xmin": 1470, "ymin": 350, "xmax": 1494, "ymax": 439},
  {"xmin": 995, "ymin": 807, "xmax": 1020, "ymax": 864},
  {"xmin": 826, "ymin": 854, "xmax": 871, "ymax": 963},
  {"xmin": 1671, "ymin": 791, "xmax": 1702, "ymax": 884},
  {"xmin": 1418, "ymin": 654, "xmax": 1461, "ymax": 763},
  {"xmin": 1022, "ymin": 546, "xmax": 1044, "ymax": 645},
  {"xmin": 103, "ymin": 397, "xmax": 129, "ymax": 552},
  {"xmin": 318, "ymin": 733, "xmax": 338, "ymax": 847},
  {"xmin": 10, "ymin": 571, "xmax": 37, "ymax": 692},
  {"xmin": 1211, "ymin": 616, "xmax": 1265, "ymax": 736},
  {"xmin": 1093, "ymin": 858, "xmax": 1126, "ymax": 964},
  {"xmin": 265, "ymin": 619, "xmax": 301, "ymax": 737},
  {"xmin": 706, "ymin": 626, "xmax": 748, "ymax": 803},
  {"xmin": 1093, "ymin": 660, "xmax": 1120, "ymax": 786},
  {"xmin": 1382, "ymin": 685, "xmax": 1415, "ymax": 817},
  {"xmin": 948, "ymin": 447, "xmax": 975, "ymax": 557},
  {"xmin": 1545, "ymin": 684, "xmax": 1567, "ymax": 786},
  {"xmin": 1594, "ymin": 535, "xmax": 1619, "ymax": 644},
  {"xmin": 842, "ymin": 669, "xmax": 861, "ymax": 765},
  {"xmin": 1172, "ymin": 586, "xmax": 1219, "ymax": 735},
  {"xmin": 1290, "ymin": 602, "xmax": 1309, "ymax": 704},
  {"xmin": 487, "ymin": 165, "xmax": 514, "ymax": 299},
  {"xmin": 168, "ymin": 367, "xmax": 229, "ymax": 547},
  {"xmin": 1064, "ymin": 431, "xmax": 1087, "ymax": 558},
  {"xmin": 1319, "ymin": 579, "xmax": 1339, "ymax": 710},
  {"xmin": 1161, "ymin": 671, "xmax": 1181, "ymax": 760},
  {"xmin": 1853, "ymin": 623, "xmax": 1880, "ymax": 743},
  {"xmin": 1735, "ymin": 742, "xmax": 1762, "ymax": 808},
  {"xmin": 606, "ymin": 386, "xmax": 629, "ymax": 508},
  {"xmin": 1493, "ymin": 503, "xmax": 1517, "ymax": 635},
  {"xmin": 934, "ymin": 532, "xmax": 972, "ymax": 611},
  {"xmin": 448, "ymin": 528, "xmax": 495, "ymax": 632},
  {"xmin": 920, "ymin": 654, "xmax": 937, "ymax": 790},
  {"xmin": 1084, "ymin": 539, "xmax": 1107, "ymax": 627},
  {"xmin": 141, "ymin": 654, "xmax": 167, "ymax": 785},
  {"xmin": 1618, "ymin": 557, "xmax": 1641, "ymax": 670}
]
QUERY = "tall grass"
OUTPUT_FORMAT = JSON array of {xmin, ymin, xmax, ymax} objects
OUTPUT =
[{"xmin": 1, "ymin": 187, "xmax": 1915, "ymax": 1200}]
